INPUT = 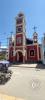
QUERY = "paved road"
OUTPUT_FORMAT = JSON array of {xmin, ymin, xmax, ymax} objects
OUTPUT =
[{"xmin": 0, "ymin": 65, "xmax": 45, "ymax": 100}]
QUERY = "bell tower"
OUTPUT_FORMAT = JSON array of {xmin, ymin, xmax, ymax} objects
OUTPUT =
[
  {"xmin": 15, "ymin": 12, "xmax": 26, "ymax": 46},
  {"xmin": 16, "ymin": 13, "xmax": 26, "ymax": 34},
  {"xmin": 33, "ymin": 26, "xmax": 38, "ymax": 44},
  {"xmin": 33, "ymin": 32, "xmax": 38, "ymax": 44},
  {"xmin": 15, "ymin": 12, "xmax": 26, "ymax": 63}
]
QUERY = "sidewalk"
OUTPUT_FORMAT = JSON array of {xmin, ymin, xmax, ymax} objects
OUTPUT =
[{"xmin": 11, "ymin": 63, "xmax": 37, "ymax": 68}]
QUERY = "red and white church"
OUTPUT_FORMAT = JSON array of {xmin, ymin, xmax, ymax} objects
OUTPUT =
[{"xmin": 8, "ymin": 13, "xmax": 41, "ymax": 63}]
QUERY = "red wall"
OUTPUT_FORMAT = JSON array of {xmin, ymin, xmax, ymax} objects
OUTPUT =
[
  {"xmin": 26, "ymin": 45, "xmax": 38, "ymax": 62},
  {"xmin": 16, "ymin": 34, "xmax": 23, "ymax": 46},
  {"xmin": 9, "ymin": 44, "xmax": 40, "ymax": 63}
]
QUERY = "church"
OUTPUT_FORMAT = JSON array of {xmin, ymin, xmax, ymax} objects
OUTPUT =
[{"xmin": 9, "ymin": 12, "xmax": 41, "ymax": 63}]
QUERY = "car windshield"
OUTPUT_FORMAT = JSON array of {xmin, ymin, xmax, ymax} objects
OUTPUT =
[{"xmin": 0, "ymin": 60, "xmax": 9, "ymax": 64}]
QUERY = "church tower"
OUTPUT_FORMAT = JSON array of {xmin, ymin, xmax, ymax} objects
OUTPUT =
[
  {"xmin": 15, "ymin": 12, "xmax": 26, "ymax": 63},
  {"xmin": 15, "ymin": 12, "xmax": 26, "ymax": 46}
]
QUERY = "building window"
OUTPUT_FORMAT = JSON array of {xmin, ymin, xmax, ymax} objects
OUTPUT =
[
  {"xmin": 30, "ymin": 50, "xmax": 35, "ymax": 57},
  {"xmin": 12, "ymin": 42, "xmax": 14, "ymax": 46},
  {"xmin": 34, "ymin": 41, "xmax": 37, "ymax": 43},
  {"xmin": 10, "ymin": 50, "xmax": 13, "ymax": 56},
  {"xmin": 16, "ymin": 37, "xmax": 22, "ymax": 44},
  {"xmin": 18, "ymin": 13, "xmax": 23, "ymax": 17},
  {"xmin": 16, "ymin": 26, "xmax": 23, "ymax": 33},
  {"xmin": 16, "ymin": 18, "xmax": 22, "ymax": 24}
]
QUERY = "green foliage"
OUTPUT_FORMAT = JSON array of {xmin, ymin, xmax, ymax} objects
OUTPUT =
[{"xmin": 0, "ymin": 54, "xmax": 5, "ymax": 60}]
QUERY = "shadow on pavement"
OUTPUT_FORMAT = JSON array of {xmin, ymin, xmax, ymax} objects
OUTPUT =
[
  {"xmin": 36, "ymin": 64, "xmax": 45, "ymax": 69},
  {"xmin": 0, "ymin": 70, "xmax": 12, "ymax": 85}
]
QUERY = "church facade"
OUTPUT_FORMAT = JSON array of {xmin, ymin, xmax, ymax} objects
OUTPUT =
[{"xmin": 9, "ymin": 13, "xmax": 41, "ymax": 63}]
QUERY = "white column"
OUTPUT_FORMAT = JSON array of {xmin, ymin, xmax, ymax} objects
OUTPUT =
[
  {"xmin": 37, "ymin": 45, "xmax": 39, "ymax": 61},
  {"xmin": 26, "ymin": 51, "xmax": 27, "ymax": 61},
  {"xmin": 17, "ymin": 52, "xmax": 19, "ymax": 61},
  {"xmin": 23, "ymin": 50, "xmax": 26, "ymax": 63}
]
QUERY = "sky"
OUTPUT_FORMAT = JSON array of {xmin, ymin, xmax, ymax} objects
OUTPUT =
[{"xmin": 0, "ymin": 0, "xmax": 45, "ymax": 47}]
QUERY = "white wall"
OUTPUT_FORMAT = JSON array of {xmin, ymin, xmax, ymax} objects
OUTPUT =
[{"xmin": 41, "ymin": 38, "xmax": 45, "ymax": 64}]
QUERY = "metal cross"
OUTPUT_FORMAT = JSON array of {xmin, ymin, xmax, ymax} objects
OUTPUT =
[
  {"xmin": 33, "ymin": 26, "xmax": 37, "ymax": 32},
  {"xmin": 10, "ymin": 31, "xmax": 13, "ymax": 37}
]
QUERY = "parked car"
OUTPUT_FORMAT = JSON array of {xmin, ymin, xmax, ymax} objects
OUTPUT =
[{"xmin": 0, "ymin": 60, "xmax": 10, "ymax": 72}]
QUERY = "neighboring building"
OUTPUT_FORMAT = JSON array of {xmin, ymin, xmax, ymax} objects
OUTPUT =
[
  {"xmin": 0, "ymin": 47, "xmax": 7, "ymax": 54},
  {"xmin": 41, "ymin": 34, "xmax": 45, "ymax": 64},
  {"xmin": 9, "ymin": 12, "xmax": 41, "ymax": 63},
  {"xmin": 0, "ymin": 47, "xmax": 7, "ymax": 60},
  {"xmin": 5, "ymin": 48, "xmax": 9, "ymax": 60}
]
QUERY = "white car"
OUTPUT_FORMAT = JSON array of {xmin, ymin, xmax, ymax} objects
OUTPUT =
[
  {"xmin": 1, "ymin": 60, "xmax": 10, "ymax": 66},
  {"xmin": 0, "ymin": 60, "xmax": 10, "ymax": 72}
]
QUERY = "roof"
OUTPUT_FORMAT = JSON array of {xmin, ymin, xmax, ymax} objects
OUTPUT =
[{"xmin": 26, "ymin": 38, "xmax": 33, "ymax": 44}]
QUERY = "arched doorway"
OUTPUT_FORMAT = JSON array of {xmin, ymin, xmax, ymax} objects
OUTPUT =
[{"xmin": 15, "ymin": 51, "xmax": 23, "ymax": 63}]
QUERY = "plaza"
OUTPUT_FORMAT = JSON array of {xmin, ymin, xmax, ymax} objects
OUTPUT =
[{"xmin": 0, "ymin": 64, "xmax": 45, "ymax": 100}]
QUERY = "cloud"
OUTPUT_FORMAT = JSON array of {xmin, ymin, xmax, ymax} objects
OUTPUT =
[{"xmin": 1, "ymin": 46, "xmax": 7, "ymax": 48}]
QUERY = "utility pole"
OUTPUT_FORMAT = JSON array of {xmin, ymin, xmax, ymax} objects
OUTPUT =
[{"xmin": 0, "ymin": 42, "xmax": 1, "ymax": 48}]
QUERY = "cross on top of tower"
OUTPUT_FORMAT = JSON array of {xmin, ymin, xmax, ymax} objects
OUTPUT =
[
  {"xmin": 10, "ymin": 31, "xmax": 13, "ymax": 37},
  {"xmin": 33, "ymin": 26, "xmax": 37, "ymax": 32}
]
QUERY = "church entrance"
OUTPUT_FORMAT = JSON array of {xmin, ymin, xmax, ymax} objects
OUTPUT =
[{"xmin": 15, "ymin": 51, "xmax": 23, "ymax": 63}]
